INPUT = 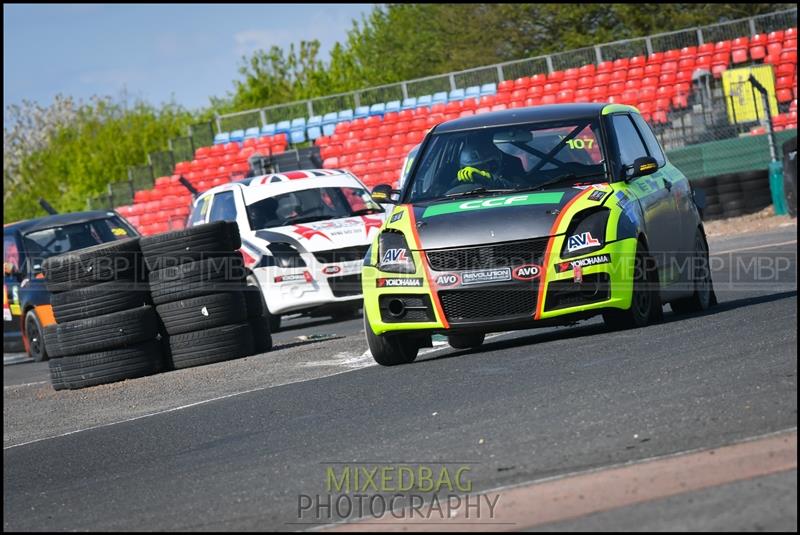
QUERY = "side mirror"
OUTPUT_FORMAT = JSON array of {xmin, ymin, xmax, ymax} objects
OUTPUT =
[
  {"xmin": 625, "ymin": 156, "xmax": 659, "ymax": 181},
  {"xmin": 371, "ymin": 184, "xmax": 398, "ymax": 204}
]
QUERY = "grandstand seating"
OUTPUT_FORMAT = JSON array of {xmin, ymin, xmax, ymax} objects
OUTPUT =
[{"xmin": 120, "ymin": 25, "xmax": 797, "ymax": 235}]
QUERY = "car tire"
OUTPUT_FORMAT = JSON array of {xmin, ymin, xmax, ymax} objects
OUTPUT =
[
  {"xmin": 24, "ymin": 309, "xmax": 48, "ymax": 362},
  {"xmin": 156, "ymin": 292, "xmax": 247, "ymax": 335},
  {"xmin": 670, "ymin": 229, "xmax": 716, "ymax": 314},
  {"xmin": 364, "ymin": 308, "xmax": 419, "ymax": 366},
  {"xmin": 51, "ymin": 280, "xmax": 151, "ymax": 323},
  {"xmin": 56, "ymin": 306, "xmax": 158, "ymax": 357},
  {"xmin": 166, "ymin": 323, "xmax": 254, "ymax": 370},
  {"xmin": 140, "ymin": 221, "xmax": 241, "ymax": 271},
  {"xmin": 249, "ymin": 315, "xmax": 273, "ymax": 353},
  {"xmin": 448, "ymin": 332, "xmax": 485, "ymax": 350},
  {"xmin": 43, "ymin": 324, "xmax": 62, "ymax": 358},
  {"xmin": 603, "ymin": 244, "xmax": 662, "ymax": 330},
  {"xmin": 49, "ymin": 340, "xmax": 163, "ymax": 391},
  {"xmin": 42, "ymin": 238, "xmax": 143, "ymax": 293},
  {"xmin": 149, "ymin": 255, "xmax": 246, "ymax": 305},
  {"xmin": 244, "ymin": 276, "xmax": 280, "ymax": 332}
]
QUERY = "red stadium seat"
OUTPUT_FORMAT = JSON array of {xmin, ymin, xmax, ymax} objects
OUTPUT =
[
  {"xmin": 563, "ymin": 67, "xmax": 580, "ymax": 80},
  {"xmin": 610, "ymin": 70, "xmax": 627, "ymax": 83},
  {"xmin": 498, "ymin": 80, "xmax": 515, "ymax": 92},
  {"xmin": 595, "ymin": 72, "xmax": 611, "ymax": 85},
  {"xmin": 547, "ymin": 70, "xmax": 565, "ymax": 82},
  {"xmin": 659, "ymin": 72, "xmax": 677, "ymax": 85},
  {"xmin": 642, "ymin": 76, "xmax": 658, "ymax": 88},
  {"xmin": 574, "ymin": 89, "xmax": 591, "ymax": 102},
  {"xmin": 527, "ymin": 85, "xmax": 544, "ymax": 98},
  {"xmin": 541, "ymin": 94, "xmax": 557, "ymax": 105},
  {"xmin": 678, "ymin": 57, "xmax": 695, "ymax": 71},
  {"xmin": 661, "ymin": 60, "xmax": 678, "ymax": 73},
  {"xmin": 624, "ymin": 79, "xmax": 641, "ymax": 90},
  {"xmin": 628, "ymin": 67, "xmax": 644, "ymax": 79},
  {"xmin": 543, "ymin": 82, "xmax": 559, "ymax": 94},
  {"xmin": 596, "ymin": 61, "xmax": 613, "ymax": 74},
  {"xmin": 524, "ymin": 97, "xmax": 542, "ymax": 107},
  {"xmin": 612, "ymin": 58, "xmax": 629, "ymax": 71},
  {"xmin": 647, "ymin": 51, "xmax": 664, "ymax": 65},
  {"xmin": 578, "ymin": 64, "xmax": 596, "ymax": 77},
  {"xmin": 577, "ymin": 75, "xmax": 594, "ymax": 89},
  {"xmin": 529, "ymin": 73, "xmax": 547, "ymax": 86},
  {"xmin": 768, "ymin": 30, "xmax": 785, "ymax": 43},
  {"xmin": 629, "ymin": 55, "xmax": 646, "ymax": 67},
  {"xmin": 559, "ymin": 79, "xmax": 578, "ymax": 91},
  {"xmin": 663, "ymin": 49, "xmax": 681, "ymax": 62},
  {"xmin": 714, "ymin": 40, "xmax": 732, "ymax": 52},
  {"xmin": 644, "ymin": 64, "xmax": 660, "ymax": 77},
  {"xmin": 513, "ymin": 77, "xmax": 532, "ymax": 90}
]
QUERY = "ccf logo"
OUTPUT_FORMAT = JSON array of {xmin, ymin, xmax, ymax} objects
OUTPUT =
[
  {"xmin": 566, "ymin": 232, "xmax": 600, "ymax": 252},
  {"xmin": 435, "ymin": 273, "xmax": 460, "ymax": 286}
]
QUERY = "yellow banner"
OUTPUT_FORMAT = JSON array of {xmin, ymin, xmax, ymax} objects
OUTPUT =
[{"xmin": 722, "ymin": 65, "xmax": 779, "ymax": 124}]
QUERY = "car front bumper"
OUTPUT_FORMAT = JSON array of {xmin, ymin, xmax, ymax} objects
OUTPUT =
[{"xmin": 362, "ymin": 237, "xmax": 639, "ymax": 336}]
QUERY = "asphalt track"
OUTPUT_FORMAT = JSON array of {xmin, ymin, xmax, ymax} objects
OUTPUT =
[{"xmin": 3, "ymin": 225, "xmax": 797, "ymax": 531}]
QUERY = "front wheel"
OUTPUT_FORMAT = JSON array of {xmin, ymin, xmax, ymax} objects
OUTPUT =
[
  {"xmin": 364, "ymin": 309, "xmax": 419, "ymax": 366},
  {"xmin": 25, "ymin": 310, "xmax": 48, "ymax": 362},
  {"xmin": 603, "ymin": 245, "xmax": 662, "ymax": 330}
]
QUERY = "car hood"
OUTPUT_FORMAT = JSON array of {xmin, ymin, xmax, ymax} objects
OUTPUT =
[
  {"xmin": 245, "ymin": 214, "xmax": 386, "ymax": 254},
  {"xmin": 410, "ymin": 187, "xmax": 595, "ymax": 250}
]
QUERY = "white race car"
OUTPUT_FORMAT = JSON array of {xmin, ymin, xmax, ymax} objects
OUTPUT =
[{"xmin": 187, "ymin": 169, "xmax": 387, "ymax": 330}]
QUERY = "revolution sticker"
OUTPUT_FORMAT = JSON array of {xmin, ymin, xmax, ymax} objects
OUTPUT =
[{"xmin": 461, "ymin": 268, "xmax": 512, "ymax": 286}]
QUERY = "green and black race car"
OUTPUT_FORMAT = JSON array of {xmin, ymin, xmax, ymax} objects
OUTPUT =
[{"xmin": 361, "ymin": 103, "xmax": 716, "ymax": 365}]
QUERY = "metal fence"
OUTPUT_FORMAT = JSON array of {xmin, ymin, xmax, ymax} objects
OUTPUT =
[
  {"xmin": 89, "ymin": 9, "xmax": 797, "ymax": 211},
  {"xmin": 215, "ymin": 8, "xmax": 797, "ymax": 132},
  {"xmin": 87, "ymin": 120, "xmax": 215, "ymax": 210}
]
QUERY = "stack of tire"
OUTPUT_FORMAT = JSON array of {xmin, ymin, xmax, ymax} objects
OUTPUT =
[
  {"xmin": 140, "ymin": 221, "xmax": 272, "ymax": 370},
  {"xmin": 695, "ymin": 169, "xmax": 772, "ymax": 221},
  {"xmin": 43, "ymin": 238, "xmax": 162, "ymax": 391},
  {"xmin": 692, "ymin": 175, "xmax": 722, "ymax": 220}
]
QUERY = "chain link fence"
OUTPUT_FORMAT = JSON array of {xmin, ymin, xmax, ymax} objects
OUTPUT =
[
  {"xmin": 216, "ymin": 8, "xmax": 796, "ymax": 134},
  {"xmin": 85, "ymin": 120, "xmax": 216, "ymax": 210}
]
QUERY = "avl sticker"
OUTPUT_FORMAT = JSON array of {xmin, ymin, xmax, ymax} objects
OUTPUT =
[
  {"xmin": 381, "ymin": 248, "xmax": 409, "ymax": 264},
  {"xmin": 566, "ymin": 232, "xmax": 600, "ymax": 252}
]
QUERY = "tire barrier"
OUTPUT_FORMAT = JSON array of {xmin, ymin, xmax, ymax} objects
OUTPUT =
[
  {"xmin": 143, "ymin": 222, "xmax": 272, "ymax": 370},
  {"xmin": 694, "ymin": 169, "xmax": 772, "ymax": 221},
  {"xmin": 43, "ymin": 238, "xmax": 164, "ymax": 391}
]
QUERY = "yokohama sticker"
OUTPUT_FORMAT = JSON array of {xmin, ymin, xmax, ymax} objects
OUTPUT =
[
  {"xmin": 512, "ymin": 264, "xmax": 541, "ymax": 280},
  {"xmin": 461, "ymin": 268, "xmax": 512, "ymax": 286},
  {"xmin": 376, "ymin": 278, "xmax": 423, "ymax": 288},
  {"xmin": 556, "ymin": 254, "xmax": 611, "ymax": 273}
]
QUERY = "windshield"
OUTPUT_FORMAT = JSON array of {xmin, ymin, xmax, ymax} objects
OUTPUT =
[
  {"xmin": 22, "ymin": 217, "xmax": 136, "ymax": 270},
  {"xmin": 246, "ymin": 186, "xmax": 384, "ymax": 230},
  {"xmin": 406, "ymin": 118, "xmax": 606, "ymax": 203}
]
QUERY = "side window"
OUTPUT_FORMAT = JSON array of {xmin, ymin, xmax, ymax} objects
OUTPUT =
[
  {"xmin": 208, "ymin": 191, "xmax": 238, "ymax": 223},
  {"xmin": 611, "ymin": 114, "xmax": 649, "ymax": 170},
  {"xmin": 189, "ymin": 196, "xmax": 212, "ymax": 226},
  {"xmin": 4, "ymin": 235, "xmax": 20, "ymax": 274},
  {"xmin": 631, "ymin": 114, "xmax": 666, "ymax": 167}
]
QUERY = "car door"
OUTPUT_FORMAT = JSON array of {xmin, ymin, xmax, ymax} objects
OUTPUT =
[
  {"xmin": 631, "ymin": 113, "xmax": 696, "ymax": 279},
  {"xmin": 3, "ymin": 232, "xmax": 24, "ymax": 350},
  {"xmin": 608, "ymin": 113, "xmax": 681, "ymax": 285}
]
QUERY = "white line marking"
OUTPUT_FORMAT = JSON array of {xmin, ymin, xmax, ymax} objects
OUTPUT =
[
  {"xmin": 4, "ymin": 381, "xmax": 48, "ymax": 390},
  {"xmin": 712, "ymin": 239, "xmax": 797, "ymax": 256}
]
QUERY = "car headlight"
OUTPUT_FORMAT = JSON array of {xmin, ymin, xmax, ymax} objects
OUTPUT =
[
  {"xmin": 561, "ymin": 209, "xmax": 609, "ymax": 259},
  {"xmin": 266, "ymin": 242, "xmax": 306, "ymax": 268},
  {"xmin": 377, "ymin": 231, "xmax": 416, "ymax": 274}
]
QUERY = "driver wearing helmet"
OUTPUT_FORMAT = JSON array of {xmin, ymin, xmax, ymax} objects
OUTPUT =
[{"xmin": 456, "ymin": 139, "xmax": 504, "ymax": 183}]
